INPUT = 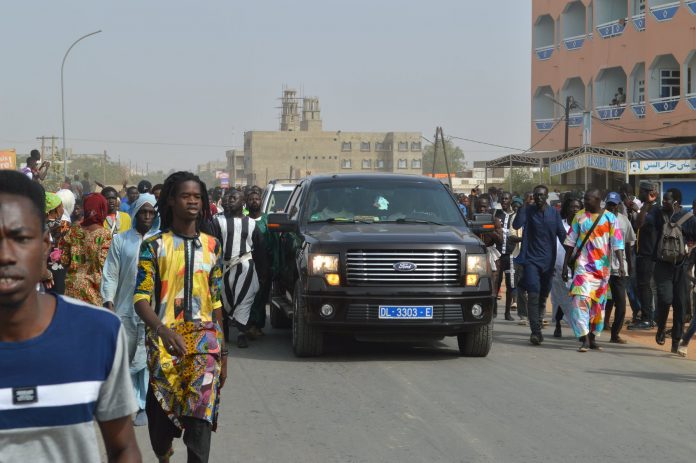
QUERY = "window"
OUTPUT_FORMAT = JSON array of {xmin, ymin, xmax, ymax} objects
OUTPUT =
[
  {"xmin": 286, "ymin": 184, "xmax": 303, "ymax": 220},
  {"xmin": 398, "ymin": 142, "xmax": 408, "ymax": 152},
  {"xmin": 660, "ymin": 69, "xmax": 680, "ymax": 98},
  {"xmin": 362, "ymin": 159, "xmax": 372, "ymax": 169},
  {"xmin": 638, "ymin": 79, "xmax": 645, "ymax": 103},
  {"xmin": 411, "ymin": 142, "xmax": 422, "ymax": 151},
  {"xmin": 376, "ymin": 159, "xmax": 385, "ymax": 169},
  {"xmin": 360, "ymin": 142, "xmax": 370, "ymax": 151},
  {"xmin": 341, "ymin": 159, "xmax": 352, "ymax": 169},
  {"xmin": 375, "ymin": 142, "xmax": 385, "ymax": 151},
  {"xmin": 411, "ymin": 159, "xmax": 422, "ymax": 169},
  {"xmin": 341, "ymin": 142, "xmax": 352, "ymax": 152},
  {"xmin": 397, "ymin": 159, "xmax": 407, "ymax": 169}
]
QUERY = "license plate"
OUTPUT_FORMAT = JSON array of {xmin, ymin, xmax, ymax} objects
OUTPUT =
[{"xmin": 378, "ymin": 306, "xmax": 433, "ymax": 320}]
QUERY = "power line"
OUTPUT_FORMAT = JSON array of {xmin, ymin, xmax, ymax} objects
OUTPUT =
[
  {"xmin": 521, "ymin": 118, "xmax": 564, "ymax": 154},
  {"xmin": 0, "ymin": 136, "xmax": 234, "ymax": 149},
  {"xmin": 447, "ymin": 135, "xmax": 525, "ymax": 152},
  {"xmin": 67, "ymin": 137, "xmax": 234, "ymax": 148}
]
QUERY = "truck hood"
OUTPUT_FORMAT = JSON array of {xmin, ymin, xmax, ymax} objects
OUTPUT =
[{"xmin": 304, "ymin": 223, "xmax": 478, "ymax": 246}]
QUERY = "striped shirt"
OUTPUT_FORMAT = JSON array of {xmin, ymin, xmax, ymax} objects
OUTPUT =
[{"xmin": 0, "ymin": 296, "xmax": 137, "ymax": 463}]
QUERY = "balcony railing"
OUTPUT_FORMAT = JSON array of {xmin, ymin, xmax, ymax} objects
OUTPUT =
[
  {"xmin": 563, "ymin": 34, "xmax": 586, "ymax": 51},
  {"xmin": 534, "ymin": 118, "xmax": 557, "ymax": 132},
  {"xmin": 631, "ymin": 102, "xmax": 646, "ymax": 119},
  {"xmin": 686, "ymin": 93, "xmax": 696, "ymax": 110},
  {"xmin": 568, "ymin": 112, "xmax": 583, "ymax": 127},
  {"xmin": 596, "ymin": 104, "xmax": 626, "ymax": 120},
  {"xmin": 596, "ymin": 20, "xmax": 626, "ymax": 39},
  {"xmin": 631, "ymin": 13, "xmax": 646, "ymax": 31},
  {"xmin": 650, "ymin": 96, "xmax": 680, "ymax": 113},
  {"xmin": 535, "ymin": 45, "xmax": 554, "ymax": 61},
  {"xmin": 650, "ymin": 1, "xmax": 680, "ymax": 21},
  {"xmin": 688, "ymin": 0, "xmax": 696, "ymax": 15}
]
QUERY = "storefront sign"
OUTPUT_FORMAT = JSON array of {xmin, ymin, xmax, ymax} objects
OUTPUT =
[
  {"xmin": 218, "ymin": 172, "xmax": 230, "ymax": 187},
  {"xmin": 550, "ymin": 155, "xmax": 585, "ymax": 176},
  {"xmin": 586, "ymin": 154, "xmax": 627, "ymax": 174},
  {"xmin": 551, "ymin": 153, "xmax": 627, "ymax": 176},
  {"xmin": 629, "ymin": 159, "xmax": 696, "ymax": 175},
  {"xmin": 0, "ymin": 149, "xmax": 16, "ymax": 170}
]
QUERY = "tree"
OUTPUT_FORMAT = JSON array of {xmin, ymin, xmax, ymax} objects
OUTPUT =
[
  {"xmin": 502, "ymin": 167, "xmax": 552, "ymax": 196},
  {"xmin": 422, "ymin": 140, "xmax": 465, "ymax": 174}
]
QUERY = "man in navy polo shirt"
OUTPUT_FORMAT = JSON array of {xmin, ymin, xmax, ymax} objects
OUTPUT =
[
  {"xmin": 513, "ymin": 184, "xmax": 567, "ymax": 345},
  {"xmin": 0, "ymin": 170, "xmax": 141, "ymax": 462}
]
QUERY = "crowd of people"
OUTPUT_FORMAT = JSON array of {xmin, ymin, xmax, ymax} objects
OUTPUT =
[
  {"xmin": 2, "ymin": 154, "xmax": 695, "ymax": 462},
  {"xmin": 1, "ymin": 163, "xmax": 275, "ymax": 462},
  {"xmin": 459, "ymin": 182, "xmax": 696, "ymax": 354}
]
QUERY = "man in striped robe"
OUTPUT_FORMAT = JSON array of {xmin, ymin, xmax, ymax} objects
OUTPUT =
[{"xmin": 211, "ymin": 189, "xmax": 267, "ymax": 348}]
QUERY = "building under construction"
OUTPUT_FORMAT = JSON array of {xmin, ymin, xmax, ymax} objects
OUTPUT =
[{"xmin": 241, "ymin": 89, "xmax": 423, "ymax": 186}]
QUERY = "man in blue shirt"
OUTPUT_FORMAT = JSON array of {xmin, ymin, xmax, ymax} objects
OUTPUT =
[
  {"xmin": 513, "ymin": 184, "xmax": 567, "ymax": 345},
  {"xmin": 0, "ymin": 170, "xmax": 141, "ymax": 462}
]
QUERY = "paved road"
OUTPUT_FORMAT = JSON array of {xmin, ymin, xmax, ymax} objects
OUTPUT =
[{"xmin": 125, "ymin": 318, "xmax": 696, "ymax": 463}]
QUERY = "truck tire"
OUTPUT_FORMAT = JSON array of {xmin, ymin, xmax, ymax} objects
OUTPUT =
[
  {"xmin": 270, "ymin": 303, "xmax": 291, "ymax": 329},
  {"xmin": 292, "ymin": 281, "xmax": 323, "ymax": 357},
  {"xmin": 457, "ymin": 322, "xmax": 492, "ymax": 357}
]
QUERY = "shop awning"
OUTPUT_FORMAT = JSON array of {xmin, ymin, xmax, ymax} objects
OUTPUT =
[{"xmin": 629, "ymin": 144, "xmax": 696, "ymax": 160}]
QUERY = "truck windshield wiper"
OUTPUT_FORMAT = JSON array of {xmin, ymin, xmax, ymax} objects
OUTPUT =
[
  {"xmin": 312, "ymin": 217, "xmax": 375, "ymax": 224},
  {"xmin": 393, "ymin": 218, "xmax": 443, "ymax": 226}
]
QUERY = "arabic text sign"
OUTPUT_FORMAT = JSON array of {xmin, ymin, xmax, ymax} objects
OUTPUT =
[
  {"xmin": 629, "ymin": 159, "xmax": 696, "ymax": 175},
  {"xmin": 0, "ymin": 150, "xmax": 16, "ymax": 170}
]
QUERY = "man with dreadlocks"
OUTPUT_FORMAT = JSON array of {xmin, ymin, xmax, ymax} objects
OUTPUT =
[
  {"xmin": 134, "ymin": 171, "xmax": 226, "ymax": 463},
  {"xmin": 210, "ymin": 189, "xmax": 267, "ymax": 348}
]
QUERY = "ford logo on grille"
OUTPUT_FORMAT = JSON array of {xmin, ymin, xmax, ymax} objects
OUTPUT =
[{"xmin": 393, "ymin": 261, "xmax": 417, "ymax": 272}]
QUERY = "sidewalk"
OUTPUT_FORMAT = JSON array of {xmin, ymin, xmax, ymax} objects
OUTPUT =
[
  {"xmin": 613, "ymin": 316, "xmax": 692, "ymax": 358},
  {"xmin": 506, "ymin": 298, "xmax": 694, "ymax": 360}
]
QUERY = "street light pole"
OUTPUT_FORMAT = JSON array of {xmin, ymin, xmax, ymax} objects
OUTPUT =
[{"xmin": 61, "ymin": 30, "xmax": 102, "ymax": 180}]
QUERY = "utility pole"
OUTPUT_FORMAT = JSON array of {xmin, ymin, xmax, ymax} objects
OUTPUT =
[
  {"xmin": 37, "ymin": 135, "xmax": 60, "ymax": 178},
  {"xmin": 103, "ymin": 150, "xmax": 107, "ymax": 184},
  {"xmin": 564, "ymin": 95, "xmax": 574, "ymax": 154},
  {"xmin": 431, "ymin": 127, "xmax": 453, "ymax": 190}
]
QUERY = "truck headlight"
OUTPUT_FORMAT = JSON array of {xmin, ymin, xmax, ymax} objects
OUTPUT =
[
  {"xmin": 310, "ymin": 254, "xmax": 339, "ymax": 275},
  {"xmin": 465, "ymin": 254, "xmax": 488, "ymax": 287},
  {"xmin": 466, "ymin": 254, "xmax": 487, "ymax": 274}
]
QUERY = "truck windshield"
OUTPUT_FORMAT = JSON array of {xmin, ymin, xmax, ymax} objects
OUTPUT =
[
  {"xmin": 305, "ymin": 180, "xmax": 465, "ymax": 226},
  {"xmin": 268, "ymin": 190, "xmax": 292, "ymax": 213}
]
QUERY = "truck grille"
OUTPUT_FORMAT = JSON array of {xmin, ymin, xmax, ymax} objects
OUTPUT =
[
  {"xmin": 346, "ymin": 304, "xmax": 464, "ymax": 321},
  {"xmin": 345, "ymin": 250, "xmax": 461, "ymax": 285}
]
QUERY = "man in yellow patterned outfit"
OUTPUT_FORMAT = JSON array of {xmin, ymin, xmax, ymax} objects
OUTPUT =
[{"xmin": 134, "ymin": 172, "xmax": 227, "ymax": 463}]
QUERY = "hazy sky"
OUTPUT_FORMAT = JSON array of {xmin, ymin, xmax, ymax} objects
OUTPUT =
[{"xmin": 2, "ymin": 1, "xmax": 531, "ymax": 172}]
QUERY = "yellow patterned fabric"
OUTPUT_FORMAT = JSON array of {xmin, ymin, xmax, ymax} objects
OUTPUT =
[
  {"xmin": 135, "ymin": 231, "xmax": 224, "ymax": 427},
  {"xmin": 134, "ymin": 231, "xmax": 222, "ymax": 323}
]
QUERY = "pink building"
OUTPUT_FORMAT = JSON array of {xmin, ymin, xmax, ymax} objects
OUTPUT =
[{"xmin": 531, "ymin": 0, "xmax": 696, "ymax": 193}]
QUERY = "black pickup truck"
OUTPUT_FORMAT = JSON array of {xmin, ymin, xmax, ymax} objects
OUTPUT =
[{"xmin": 268, "ymin": 174, "xmax": 495, "ymax": 357}]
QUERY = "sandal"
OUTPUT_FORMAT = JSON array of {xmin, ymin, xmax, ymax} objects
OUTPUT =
[{"xmin": 158, "ymin": 448, "xmax": 174, "ymax": 463}]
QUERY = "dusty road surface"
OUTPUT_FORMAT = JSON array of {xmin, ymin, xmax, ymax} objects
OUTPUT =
[{"xmin": 112, "ymin": 318, "xmax": 696, "ymax": 463}]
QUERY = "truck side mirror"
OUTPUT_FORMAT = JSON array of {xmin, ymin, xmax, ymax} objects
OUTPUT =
[
  {"xmin": 467, "ymin": 213, "xmax": 496, "ymax": 236},
  {"xmin": 268, "ymin": 213, "xmax": 299, "ymax": 233}
]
